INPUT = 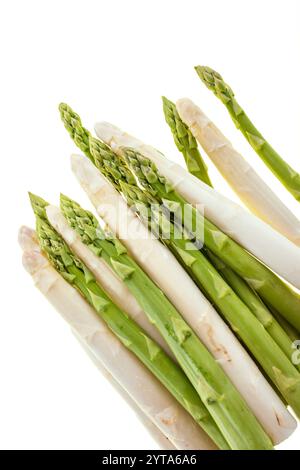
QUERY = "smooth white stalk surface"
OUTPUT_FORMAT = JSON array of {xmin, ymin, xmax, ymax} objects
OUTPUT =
[
  {"xmin": 94, "ymin": 122, "xmax": 300, "ymax": 289},
  {"xmin": 176, "ymin": 98, "xmax": 300, "ymax": 246},
  {"xmin": 71, "ymin": 154, "xmax": 296, "ymax": 445},
  {"xmin": 19, "ymin": 226, "xmax": 216, "ymax": 450}
]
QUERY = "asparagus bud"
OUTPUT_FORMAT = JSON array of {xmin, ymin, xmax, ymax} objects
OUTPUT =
[{"xmin": 162, "ymin": 96, "xmax": 212, "ymax": 186}]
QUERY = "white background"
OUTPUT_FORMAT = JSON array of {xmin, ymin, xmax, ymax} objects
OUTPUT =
[{"xmin": 0, "ymin": 0, "xmax": 300, "ymax": 450}]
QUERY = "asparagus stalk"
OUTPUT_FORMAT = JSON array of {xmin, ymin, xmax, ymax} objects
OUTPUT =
[
  {"xmin": 94, "ymin": 120, "xmax": 300, "ymax": 290},
  {"xmin": 69, "ymin": 149, "xmax": 300, "ymax": 417},
  {"xmin": 195, "ymin": 65, "xmax": 300, "ymax": 202},
  {"xmin": 266, "ymin": 304, "xmax": 300, "ymax": 344},
  {"xmin": 121, "ymin": 147, "xmax": 300, "ymax": 332},
  {"xmin": 28, "ymin": 193, "xmax": 228, "ymax": 449},
  {"xmin": 70, "ymin": 153, "xmax": 296, "ymax": 445},
  {"xmin": 19, "ymin": 227, "xmax": 217, "ymax": 450},
  {"xmin": 45, "ymin": 197, "xmax": 275, "ymax": 450},
  {"xmin": 162, "ymin": 97, "xmax": 212, "ymax": 187},
  {"xmin": 176, "ymin": 98, "xmax": 300, "ymax": 246}
]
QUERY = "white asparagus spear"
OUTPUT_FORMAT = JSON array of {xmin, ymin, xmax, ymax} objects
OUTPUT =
[
  {"xmin": 176, "ymin": 98, "xmax": 300, "ymax": 246},
  {"xmin": 19, "ymin": 227, "xmax": 216, "ymax": 451},
  {"xmin": 73, "ymin": 331, "xmax": 176, "ymax": 450},
  {"xmin": 94, "ymin": 122, "xmax": 300, "ymax": 289},
  {"xmin": 71, "ymin": 153, "xmax": 296, "ymax": 445},
  {"xmin": 44, "ymin": 207, "xmax": 173, "ymax": 359}
]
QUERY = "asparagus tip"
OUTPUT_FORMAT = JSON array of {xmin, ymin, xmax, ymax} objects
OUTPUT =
[
  {"xmin": 161, "ymin": 95, "xmax": 175, "ymax": 112},
  {"xmin": 195, "ymin": 66, "xmax": 234, "ymax": 100},
  {"xmin": 58, "ymin": 102, "xmax": 67, "ymax": 112},
  {"xmin": 28, "ymin": 192, "xmax": 49, "ymax": 218},
  {"xmin": 59, "ymin": 192, "xmax": 70, "ymax": 204},
  {"xmin": 18, "ymin": 225, "xmax": 38, "ymax": 252}
]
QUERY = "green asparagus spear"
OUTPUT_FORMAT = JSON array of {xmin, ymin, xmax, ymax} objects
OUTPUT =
[
  {"xmin": 195, "ymin": 66, "xmax": 300, "ymax": 201},
  {"xmin": 266, "ymin": 303, "xmax": 300, "ymax": 344},
  {"xmin": 162, "ymin": 97, "xmax": 212, "ymax": 186},
  {"xmin": 28, "ymin": 192, "xmax": 229, "ymax": 450},
  {"xmin": 59, "ymin": 193, "xmax": 273, "ymax": 450}
]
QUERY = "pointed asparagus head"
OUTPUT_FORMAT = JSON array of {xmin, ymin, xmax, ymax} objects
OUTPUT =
[
  {"xmin": 59, "ymin": 103, "xmax": 92, "ymax": 159},
  {"xmin": 195, "ymin": 66, "xmax": 235, "ymax": 103},
  {"xmin": 60, "ymin": 194, "xmax": 127, "ymax": 256},
  {"xmin": 18, "ymin": 226, "xmax": 39, "ymax": 253},
  {"xmin": 28, "ymin": 192, "xmax": 75, "ymax": 276},
  {"xmin": 60, "ymin": 193, "xmax": 104, "ymax": 244},
  {"xmin": 89, "ymin": 135, "xmax": 113, "ymax": 168},
  {"xmin": 33, "ymin": 208, "xmax": 77, "ymax": 280},
  {"xmin": 28, "ymin": 192, "xmax": 49, "ymax": 220},
  {"xmin": 163, "ymin": 97, "xmax": 212, "ymax": 186},
  {"xmin": 29, "ymin": 194, "xmax": 109, "ymax": 310},
  {"xmin": 89, "ymin": 135, "xmax": 136, "ymax": 191},
  {"xmin": 162, "ymin": 96, "xmax": 198, "ymax": 152},
  {"xmin": 120, "ymin": 180, "xmax": 154, "ymax": 207},
  {"xmin": 162, "ymin": 96, "xmax": 176, "ymax": 124},
  {"xmin": 122, "ymin": 148, "xmax": 173, "ymax": 197},
  {"xmin": 123, "ymin": 148, "xmax": 159, "ymax": 185}
]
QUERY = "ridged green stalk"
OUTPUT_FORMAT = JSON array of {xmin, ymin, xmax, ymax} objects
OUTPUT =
[
  {"xmin": 266, "ymin": 304, "xmax": 300, "ymax": 344},
  {"xmin": 29, "ymin": 192, "xmax": 228, "ymax": 450},
  {"xmin": 59, "ymin": 194, "xmax": 273, "ymax": 450},
  {"xmin": 162, "ymin": 97, "xmax": 212, "ymax": 186},
  {"xmin": 195, "ymin": 66, "xmax": 300, "ymax": 201},
  {"xmin": 206, "ymin": 250, "xmax": 300, "ymax": 372},
  {"xmin": 122, "ymin": 147, "xmax": 300, "ymax": 333}
]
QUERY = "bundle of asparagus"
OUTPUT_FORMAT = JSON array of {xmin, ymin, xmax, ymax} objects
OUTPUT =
[
  {"xmin": 19, "ymin": 225, "xmax": 217, "ymax": 450},
  {"xmin": 94, "ymin": 121, "xmax": 300, "ymax": 280},
  {"xmin": 20, "ymin": 65, "xmax": 300, "ymax": 449}
]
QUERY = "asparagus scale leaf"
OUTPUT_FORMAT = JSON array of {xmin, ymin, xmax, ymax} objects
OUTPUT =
[
  {"xmin": 195, "ymin": 66, "xmax": 300, "ymax": 201},
  {"xmin": 29, "ymin": 192, "xmax": 228, "ymax": 450}
]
